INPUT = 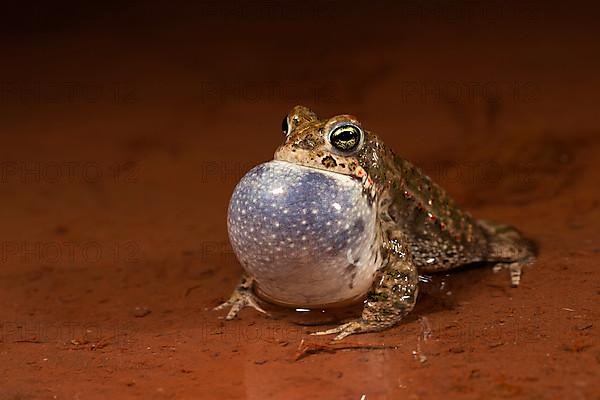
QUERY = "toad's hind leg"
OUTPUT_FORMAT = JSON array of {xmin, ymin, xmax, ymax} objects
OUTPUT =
[
  {"xmin": 312, "ymin": 232, "xmax": 419, "ymax": 340},
  {"xmin": 478, "ymin": 219, "xmax": 536, "ymax": 287}
]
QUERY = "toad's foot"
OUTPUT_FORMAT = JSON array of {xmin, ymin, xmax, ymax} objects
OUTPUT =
[
  {"xmin": 213, "ymin": 291, "xmax": 267, "ymax": 320},
  {"xmin": 311, "ymin": 319, "xmax": 390, "ymax": 341},
  {"xmin": 479, "ymin": 219, "xmax": 536, "ymax": 287},
  {"xmin": 213, "ymin": 274, "xmax": 268, "ymax": 320},
  {"xmin": 493, "ymin": 262, "xmax": 523, "ymax": 287}
]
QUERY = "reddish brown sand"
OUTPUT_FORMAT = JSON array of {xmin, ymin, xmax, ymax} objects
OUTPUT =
[{"xmin": 1, "ymin": 2, "xmax": 599, "ymax": 399}]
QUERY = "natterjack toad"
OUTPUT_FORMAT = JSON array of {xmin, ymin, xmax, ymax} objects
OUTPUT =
[{"xmin": 217, "ymin": 106, "xmax": 535, "ymax": 340}]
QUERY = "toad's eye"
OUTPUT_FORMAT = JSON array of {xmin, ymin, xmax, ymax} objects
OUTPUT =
[
  {"xmin": 329, "ymin": 124, "xmax": 363, "ymax": 153},
  {"xmin": 282, "ymin": 115, "xmax": 290, "ymax": 136}
]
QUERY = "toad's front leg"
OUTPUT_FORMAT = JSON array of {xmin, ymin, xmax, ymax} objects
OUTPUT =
[
  {"xmin": 214, "ymin": 273, "xmax": 268, "ymax": 320},
  {"xmin": 313, "ymin": 233, "xmax": 419, "ymax": 340}
]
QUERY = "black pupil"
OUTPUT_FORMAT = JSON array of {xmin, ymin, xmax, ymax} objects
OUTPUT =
[
  {"xmin": 281, "ymin": 116, "xmax": 289, "ymax": 135},
  {"xmin": 331, "ymin": 125, "xmax": 360, "ymax": 151}
]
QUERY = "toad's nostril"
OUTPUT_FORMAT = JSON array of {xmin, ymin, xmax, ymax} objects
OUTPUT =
[{"xmin": 297, "ymin": 138, "xmax": 315, "ymax": 150}]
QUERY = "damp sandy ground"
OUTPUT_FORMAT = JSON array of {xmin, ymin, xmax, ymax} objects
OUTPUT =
[{"xmin": 0, "ymin": 2, "xmax": 599, "ymax": 399}]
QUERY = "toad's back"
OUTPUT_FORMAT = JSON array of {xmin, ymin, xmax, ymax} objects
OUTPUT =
[{"xmin": 383, "ymin": 153, "xmax": 528, "ymax": 273}]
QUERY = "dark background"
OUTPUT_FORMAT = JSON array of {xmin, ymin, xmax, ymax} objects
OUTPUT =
[{"xmin": 1, "ymin": 1, "xmax": 598, "ymax": 399}]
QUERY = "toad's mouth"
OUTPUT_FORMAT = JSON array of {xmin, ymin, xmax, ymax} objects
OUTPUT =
[
  {"xmin": 274, "ymin": 146, "xmax": 358, "ymax": 178},
  {"xmin": 272, "ymin": 159, "xmax": 358, "ymax": 182},
  {"xmin": 274, "ymin": 148, "xmax": 377, "ymax": 198},
  {"xmin": 272, "ymin": 160, "xmax": 379, "ymax": 208}
]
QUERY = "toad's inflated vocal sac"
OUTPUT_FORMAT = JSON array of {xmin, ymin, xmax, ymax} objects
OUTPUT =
[{"xmin": 217, "ymin": 106, "xmax": 535, "ymax": 340}]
